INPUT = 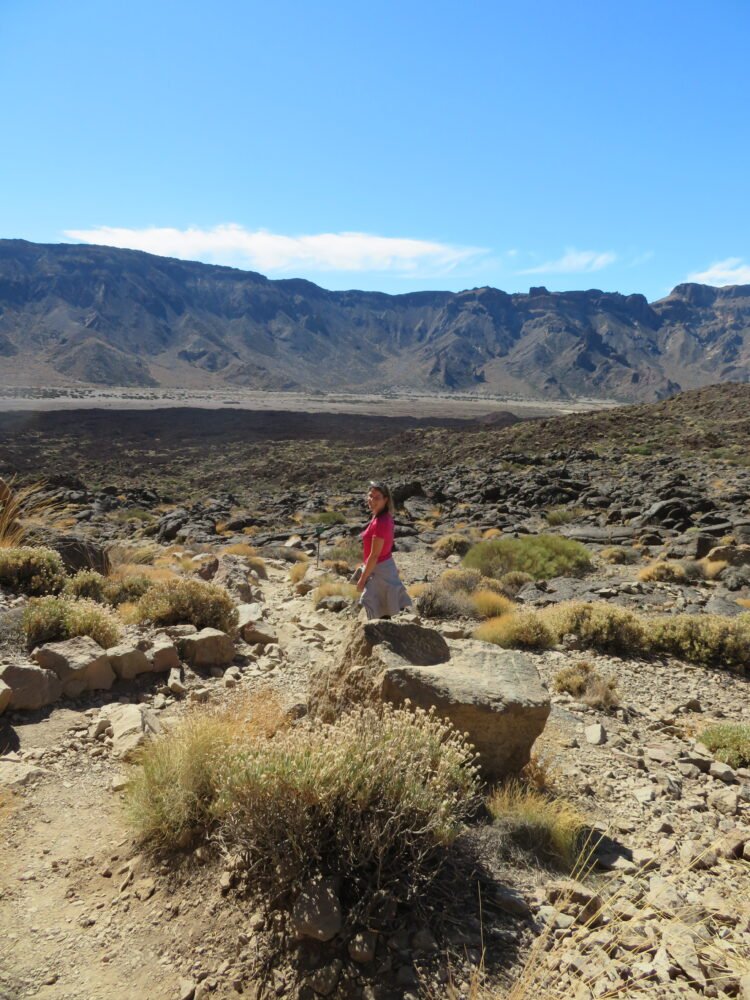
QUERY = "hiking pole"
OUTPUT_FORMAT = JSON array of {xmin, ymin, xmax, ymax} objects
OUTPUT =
[{"xmin": 315, "ymin": 524, "xmax": 325, "ymax": 568}]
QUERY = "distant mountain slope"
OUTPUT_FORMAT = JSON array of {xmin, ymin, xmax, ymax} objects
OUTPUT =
[{"xmin": 1, "ymin": 239, "xmax": 749, "ymax": 401}]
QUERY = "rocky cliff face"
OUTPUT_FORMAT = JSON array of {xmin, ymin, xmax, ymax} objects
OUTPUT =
[{"xmin": 1, "ymin": 239, "xmax": 749, "ymax": 400}]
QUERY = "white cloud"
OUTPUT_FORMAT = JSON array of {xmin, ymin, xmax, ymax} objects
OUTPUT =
[
  {"xmin": 63, "ymin": 223, "xmax": 486, "ymax": 275},
  {"xmin": 686, "ymin": 257, "xmax": 750, "ymax": 286},
  {"xmin": 518, "ymin": 247, "xmax": 617, "ymax": 275}
]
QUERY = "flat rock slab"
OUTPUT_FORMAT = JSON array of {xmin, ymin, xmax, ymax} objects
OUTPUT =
[
  {"xmin": 180, "ymin": 628, "xmax": 235, "ymax": 668},
  {"xmin": 33, "ymin": 636, "xmax": 115, "ymax": 696},
  {"xmin": 0, "ymin": 757, "xmax": 48, "ymax": 788}
]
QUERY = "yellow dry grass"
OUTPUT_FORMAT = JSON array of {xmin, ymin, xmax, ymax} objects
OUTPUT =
[
  {"xmin": 289, "ymin": 559, "xmax": 310, "ymax": 585},
  {"xmin": 0, "ymin": 477, "xmax": 61, "ymax": 548},
  {"xmin": 312, "ymin": 580, "xmax": 358, "ymax": 607}
]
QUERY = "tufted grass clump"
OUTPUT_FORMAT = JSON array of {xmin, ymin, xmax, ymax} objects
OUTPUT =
[
  {"xmin": 471, "ymin": 590, "xmax": 514, "ymax": 619},
  {"xmin": 638, "ymin": 559, "xmax": 689, "ymax": 583},
  {"xmin": 102, "ymin": 572, "xmax": 154, "ymax": 606},
  {"xmin": 553, "ymin": 660, "xmax": 620, "ymax": 711},
  {"xmin": 22, "ymin": 595, "xmax": 121, "ymax": 649},
  {"xmin": 433, "ymin": 533, "xmax": 473, "ymax": 559},
  {"xmin": 542, "ymin": 601, "xmax": 646, "ymax": 657},
  {"xmin": 215, "ymin": 704, "xmax": 481, "ymax": 905},
  {"xmin": 599, "ymin": 545, "xmax": 640, "ymax": 565},
  {"xmin": 474, "ymin": 612, "xmax": 555, "ymax": 650},
  {"xmin": 136, "ymin": 578, "xmax": 238, "ymax": 633},
  {"xmin": 0, "ymin": 545, "xmax": 66, "ymax": 596},
  {"xmin": 415, "ymin": 582, "xmax": 476, "ymax": 619},
  {"xmin": 289, "ymin": 558, "xmax": 310, "ymax": 585},
  {"xmin": 700, "ymin": 723, "xmax": 750, "ymax": 770},
  {"xmin": 64, "ymin": 569, "xmax": 106, "ymax": 602},
  {"xmin": 312, "ymin": 579, "xmax": 358, "ymax": 607},
  {"xmin": 463, "ymin": 535, "xmax": 592, "ymax": 581},
  {"xmin": 650, "ymin": 612, "xmax": 750, "ymax": 672},
  {"xmin": 488, "ymin": 782, "xmax": 587, "ymax": 871},
  {"xmin": 545, "ymin": 506, "xmax": 586, "ymax": 526},
  {"xmin": 440, "ymin": 568, "xmax": 484, "ymax": 593}
]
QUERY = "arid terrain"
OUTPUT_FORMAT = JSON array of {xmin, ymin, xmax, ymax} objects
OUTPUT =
[{"xmin": 1, "ymin": 383, "xmax": 749, "ymax": 1000}]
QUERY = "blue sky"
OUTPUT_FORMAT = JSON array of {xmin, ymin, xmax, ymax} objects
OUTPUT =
[{"xmin": 2, "ymin": 0, "xmax": 749, "ymax": 298}]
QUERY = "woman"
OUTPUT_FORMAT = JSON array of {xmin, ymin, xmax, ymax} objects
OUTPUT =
[{"xmin": 356, "ymin": 481, "xmax": 412, "ymax": 620}]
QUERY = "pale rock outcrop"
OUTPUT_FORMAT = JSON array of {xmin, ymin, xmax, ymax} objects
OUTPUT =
[
  {"xmin": 102, "ymin": 703, "xmax": 162, "ymax": 759},
  {"xmin": 33, "ymin": 636, "xmax": 115, "ymax": 696},
  {"xmin": 180, "ymin": 628, "xmax": 235, "ymax": 668},
  {"xmin": 309, "ymin": 620, "xmax": 550, "ymax": 779},
  {"xmin": 107, "ymin": 644, "xmax": 152, "ymax": 680},
  {"xmin": 213, "ymin": 554, "xmax": 255, "ymax": 603},
  {"xmin": 0, "ymin": 662, "xmax": 63, "ymax": 710}
]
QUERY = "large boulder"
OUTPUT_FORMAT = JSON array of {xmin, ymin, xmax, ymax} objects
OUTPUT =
[
  {"xmin": 180, "ymin": 628, "xmax": 235, "ymax": 668},
  {"xmin": 0, "ymin": 662, "xmax": 62, "ymax": 710},
  {"xmin": 33, "ymin": 636, "xmax": 115, "ymax": 697},
  {"xmin": 705, "ymin": 544, "xmax": 750, "ymax": 567},
  {"xmin": 0, "ymin": 679, "xmax": 12, "ymax": 715},
  {"xmin": 309, "ymin": 621, "xmax": 550, "ymax": 779},
  {"xmin": 213, "ymin": 555, "xmax": 255, "ymax": 603},
  {"xmin": 237, "ymin": 603, "xmax": 278, "ymax": 645},
  {"xmin": 146, "ymin": 635, "xmax": 181, "ymax": 672},
  {"xmin": 106, "ymin": 645, "xmax": 152, "ymax": 680},
  {"xmin": 23, "ymin": 527, "xmax": 110, "ymax": 575}
]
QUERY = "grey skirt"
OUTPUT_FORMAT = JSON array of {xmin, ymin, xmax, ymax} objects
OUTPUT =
[{"xmin": 359, "ymin": 557, "xmax": 412, "ymax": 620}]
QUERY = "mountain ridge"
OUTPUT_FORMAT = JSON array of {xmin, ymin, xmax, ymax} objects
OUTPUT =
[{"xmin": 1, "ymin": 238, "xmax": 749, "ymax": 401}]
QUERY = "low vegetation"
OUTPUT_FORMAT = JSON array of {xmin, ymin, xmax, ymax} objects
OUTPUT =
[
  {"xmin": 415, "ymin": 582, "xmax": 475, "ymax": 619},
  {"xmin": 0, "ymin": 477, "xmax": 59, "ymax": 547},
  {"xmin": 0, "ymin": 545, "xmax": 66, "ymax": 596},
  {"xmin": 311, "ymin": 579, "xmax": 358, "ymax": 607},
  {"xmin": 553, "ymin": 660, "xmax": 620, "ymax": 711},
  {"xmin": 599, "ymin": 545, "xmax": 640, "ymax": 565},
  {"xmin": 545, "ymin": 506, "xmax": 586, "ymax": 526},
  {"xmin": 22, "ymin": 595, "xmax": 121, "ymax": 649},
  {"xmin": 463, "ymin": 535, "xmax": 592, "ymax": 581},
  {"xmin": 488, "ymin": 782, "xmax": 587, "ymax": 871},
  {"xmin": 289, "ymin": 559, "xmax": 310, "ymax": 585},
  {"xmin": 543, "ymin": 601, "xmax": 645, "ymax": 656},
  {"xmin": 700, "ymin": 722, "xmax": 750, "ymax": 769},
  {"xmin": 474, "ymin": 612, "xmax": 555, "ymax": 650},
  {"xmin": 470, "ymin": 589, "xmax": 514, "ymax": 619},
  {"xmin": 64, "ymin": 569, "xmax": 106, "ymax": 601},
  {"xmin": 309, "ymin": 510, "xmax": 346, "ymax": 526},
  {"xmin": 129, "ymin": 701, "xmax": 480, "ymax": 915},
  {"xmin": 136, "ymin": 578, "xmax": 238, "ymax": 633},
  {"xmin": 433, "ymin": 533, "xmax": 473, "ymax": 558}
]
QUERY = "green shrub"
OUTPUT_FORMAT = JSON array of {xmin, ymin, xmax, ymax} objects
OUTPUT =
[
  {"xmin": 0, "ymin": 546, "xmax": 66, "ymax": 596},
  {"xmin": 214, "ymin": 705, "xmax": 480, "ymax": 905},
  {"xmin": 324, "ymin": 541, "xmax": 361, "ymax": 566},
  {"xmin": 543, "ymin": 601, "xmax": 646, "ymax": 656},
  {"xmin": 136, "ymin": 578, "xmax": 238, "ymax": 633},
  {"xmin": 64, "ymin": 569, "xmax": 106, "ymax": 602},
  {"xmin": 433, "ymin": 534, "xmax": 472, "ymax": 559},
  {"xmin": 22, "ymin": 595, "xmax": 121, "ymax": 649},
  {"xmin": 102, "ymin": 573, "xmax": 154, "ymax": 606},
  {"xmin": 474, "ymin": 612, "xmax": 555, "ymax": 650},
  {"xmin": 463, "ymin": 535, "xmax": 592, "ymax": 581},
  {"xmin": 700, "ymin": 723, "xmax": 750, "ymax": 769}
]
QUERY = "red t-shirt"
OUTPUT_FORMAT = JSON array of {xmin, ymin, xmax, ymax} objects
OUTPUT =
[{"xmin": 361, "ymin": 513, "xmax": 394, "ymax": 563}]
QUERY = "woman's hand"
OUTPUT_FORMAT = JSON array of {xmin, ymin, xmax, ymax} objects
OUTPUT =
[{"xmin": 356, "ymin": 574, "xmax": 367, "ymax": 592}]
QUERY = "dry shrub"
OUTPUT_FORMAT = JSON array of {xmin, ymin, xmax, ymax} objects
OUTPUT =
[
  {"xmin": 64, "ymin": 569, "xmax": 106, "ymax": 602},
  {"xmin": 107, "ymin": 542, "xmax": 160, "ymax": 566},
  {"xmin": 321, "ymin": 558, "xmax": 351, "ymax": 576},
  {"xmin": 474, "ymin": 612, "xmax": 555, "ymax": 650},
  {"xmin": 488, "ymin": 782, "xmax": 586, "ymax": 870},
  {"xmin": 126, "ymin": 690, "xmax": 288, "ymax": 849},
  {"xmin": 215, "ymin": 705, "xmax": 480, "ymax": 907},
  {"xmin": 700, "ymin": 557, "xmax": 729, "ymax": 580},
  {"xmin": 136, "ymin": 578, "xmax": 238, "ymax": 633},
  {"xmin": 0, "ymin": 477, "xmax": 60, "ymax": 547},
  {"xmin": 650, "ymin": 612, "xmax": 750, "ymax": 672},
  {"xmin": 22, "ymin": 595, "xmax": 121, "ymax": 649},
  {"xmin": 312, "ymin": 580, "xmax": 358, "ymax": 607},
  {"xmin": 463, "ymin": 535, "xmax": 592, "ymax": 580},
  {"xmin": 309, "ymin": 510, "xmax": 346, "ymax": 526},
  {"xmin": 415, "ymin": 582, "xmax": 475, "ymax": 619},
  {"xmin": 599, "ymin": 545, "xmax": 639, "ymax": 565},
  {"xmin": 700, "ymin": 722, "xmax": 750, "ymax": 769},
  {"xmin": 433, "ymin": 533, "xmax": 472, "ymax": 559},
  {"xmin": 439, "ymin": 568, "xmax": 483, "ymax": 593},
  {"xmin": 737, "ymin": 597, "xmax": 750, "ymax": 610},
  {"xmin": 638, "ymin": 559, "xmax": 689, "ymax": 583},
  {"xmin": 555, "ymin": 660, "xmax": 619, "ymax": 710},
  {"xmin": 495, "ymin": 570, "xmax": 534, "ymax": 598},
  {"xmin": 471, "ymin": 590, "xmax": 514, "ymax": 619},
  {"xmin": 482, "ymin": 527, "xmax": 502, "ymax": 540},
  {"xmin": 324, "ymin": 541, "xmax": 361, "ymax": 566},
  {"xmin": 545, "ymin": 506, "xmax": 585, "ymax": 526},
  {"xmin": 289, "ymin": 559, "xmax": 310, "ymax": 585},
  {"xmin": 222, "ymin": 544, "xmax": 268, "ymax": 578},
  {"xmin": 0, "ymin": 546, "xmax": 66, "ymax": 596},
  {"xmin": 543, "ymin": 601, "xmax": 646, "ymax": 656},
  {"xmin": 102, "ymin": 572, "xmax": 153, "ymax": 606}
]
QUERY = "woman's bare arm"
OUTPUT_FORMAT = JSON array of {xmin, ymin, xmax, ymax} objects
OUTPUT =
[{"xmin": 358, "ymin": 536, "xmax": 384, "ymax": 591}]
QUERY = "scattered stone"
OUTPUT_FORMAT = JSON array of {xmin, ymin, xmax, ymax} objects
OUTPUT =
[
  {"xmin": 585, "ymin": 723, "xmax": 607, "ymax": 745},
  {"xmin": 148, "ymin": 637, "xmax": 181, "ymax": 673},
  {"xmin": 290, "ymin": 878, "xmax": 342, "ymax": 942},
  {"xmin": 33, "ymin": 636, "xmax": 115, "ymax": 696}
]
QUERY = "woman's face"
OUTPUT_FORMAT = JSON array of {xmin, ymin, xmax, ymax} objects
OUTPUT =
[{"xmin": 367, "ymin": 487, "xmax": 387, "ymax": 515}]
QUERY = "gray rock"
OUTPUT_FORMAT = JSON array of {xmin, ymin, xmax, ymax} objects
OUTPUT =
[
  {"xmin": 180, "ymin": 628, "xmax": 234, "ymax": 668},
  {"xmin": 103, "ymin": 703, "xmax": 162, "ymax": 760},
  {"xmin": 107, "ymin": 645, "xmax": 152, "ymax": 680},
  {"xmin": 236, "ymin": 604, "xmax": 278, "ymax": 644},
  {"xmin": 148, "ymin": 636, "xmax": 180, "ymax": 672},
  {"xmin": 0, "ymin": 679, "xmax": 11, "ymax": 715},
  {"xmin": 585, "ymin": 723, "xmax": 607, "ymax": 745},
  {"xmin": 33, "ymin": 636, "xmax": 115, "ymax": 697},
  {"xmin": 709, "ymin": 760, "xmax": 737, "ymax": 784},
  {"xmin": 0, "ymin": 662, "xmax": 63, "ymax": 710},
  {"xmin": 291, "ymin": 878, "xmax": 342, "ymax": 942},
  {"xmin": 213, "ymin": 554, "xmax": 255, "ymax": 603}
]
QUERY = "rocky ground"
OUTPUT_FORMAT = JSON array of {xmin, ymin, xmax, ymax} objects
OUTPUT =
[{"xmin": 1, "ymin": 383, "xmax": 749, "ymax": 1000}]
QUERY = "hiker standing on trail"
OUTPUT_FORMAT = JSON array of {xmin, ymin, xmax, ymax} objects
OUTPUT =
[{"xmin": 356, "ymin": 481, "xmax": 412, "ymax": 620}]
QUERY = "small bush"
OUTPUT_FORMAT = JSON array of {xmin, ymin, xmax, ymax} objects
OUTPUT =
[
  {"xmin": 700, "ymin": 723, "xmax": 750, "ymax": 770},
  {"xmin": 214, "ymin": 705, "xmax": 480, "ymax": 905},
  {"xmin": 136, "ymin": 578, "xmax": 238, "ymax": 633},
  {"xmin": 543, "ymin": 601, "xmax": 646, "ymax": 656},
  {"xmin": 289, "ymin": 559, "xmax": 311, "ymax": 585},
  {"xmin": 650, "ymin": 612, "xmax": 750, "ymax": 672},
  {"xmin": 471, "ymin": 590, "xmax": 514, "ymax": 619},
  {"xmin": 554, "ymin": 660, "xmax": 619, "ymax": 710},
  {"xmin": 488, "ymin": 783, "xmax": 587, "ymax": 870},
  {"xmin": 433, "ymin": 534, "xmax": 472, "ymax": 559},
  {"xmin": 0, "ymin": 546, "xmax": 66, "ymax": 596},
  {"xmin": 440, "ymin": 568, "xmax": 483, "ymax": 593},
  {"xmin": 312, "ymin": 580, "xmax": 358, "ymax": 607},
  {"xmin": 474, "ymin": 612, "xmax": 555, "ymax": 650},
  {"xmin": 321, "ymin": 559, "xmax": 351, "ymax": 576},
  {"xmin": 102, "ymin": 573, "xmax": 154, "ymax": 606},
  {"xmin": 495, "ymin": 570, "xmax": 534, "ymax": 598},
  {"xmin": 23, "ymin": 595, "xmax": 121, "ymax": 649},
  {"xmin": 545, "ymin": 507, "xmax": 585, "ymax": 526},
  {"xmin": 415, "ymin": 582, "xmax": 475, "ymax": 619},
  {"xmin": 599, "ymin": 546, "xmax": 639, "ymax": 565},
  {"xmin": 325, "ymin": 541, "xmax": 361, "ymax": 566},
  {"xmin": 638, "ymin": 560, "xmax": 688, "ymax": 583},
  {"xmin": 309, "ymin": 511, "xmax": 346, "ymax": 526},
  {"xmin": 463, "ymin": 535, "xmax": 592, "ymax": 581},
  {"xmin": 64, "ymin": 569, "xmax": 106, "ymax": 602}
]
